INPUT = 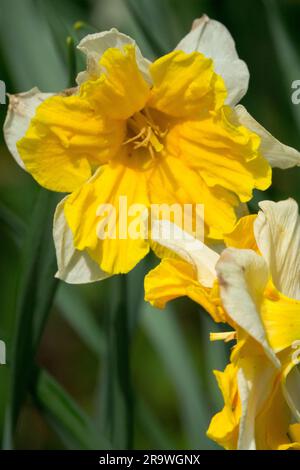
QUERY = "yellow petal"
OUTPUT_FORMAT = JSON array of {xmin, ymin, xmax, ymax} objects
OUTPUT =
[
  {"xmin": 224, "ymin": 214, "xmax": 258, "ymax": 250},
  {"xmin": 232, "ymin": 339, "xmax": 279, "ymax": 450},
  {"xmin": 17, "ymin": 94, "xmax": 124, "ymax": 192},
  {"xmin": 288, "ymin": 424, "xmax": 300, "ymax": 444},
  {"xmin": 64, "ymin": 160, "xmax": 150, "ymax": 274},
  {"xmin": 144, "ymin": 257, "xmax": 224, "ymax": 322},
  {"xmin": 166, "ymin": 106, "xmax": 271, "ymax": 203},
  {"xmin": 76, "ymin": 28, "xmax": 151, "ymax": 85},
  {"xmin": 53, "ymin": 196, "xmax": 110, "ymax": 283},
  {"xmin": 261, "ymin": 284, "xmax": 300, "ymax": 353},
  {"xmin": 148, "ymin": 155, "xmax": 238, "ymax": 239},
  {"xmin": 255, "ymin": 373, "xmax": 297, "ymax": 450},
  {"xmin": 80, "ymin": 44, "xmax": 150, "ymax": 120},
  {"xmin": 207, "ymin": 362, "xmax": 241, "ymax": 450},
  {"xmin": 149, "ymin": 49, "xmax": 226, "ymax": 118}
]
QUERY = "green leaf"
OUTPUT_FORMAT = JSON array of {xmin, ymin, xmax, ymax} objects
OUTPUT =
[
  {"xmin": 198, "ymin": 311, "xmax": 230, "ymax": 412},
  {"xmin": 125, "ymin": 0, "xmax": 168, "ymax": 56},
  {"xmin": 136, "ymin": 398, "xmax": 176, "ymax": 450},
  {"xmin": 264, "ymin": 0, "xmax": 300, "ymax": 132},
  {"xmin": 0, "ymin": 226, "xmax": 21, "ymax": 447},
  {"xmin": 126, "ymin": 257, "xmax": 150, "ymax": 336},
  {"xmin": 66, "ymin": 35, "xmax": 77, "ymax": 88},
  {"xmin": 31, "ymin": 368, "xmax": 111, "ymax": 450},
  {"xmin": 3, "ymin": 189, "xmax": 61, "ymax": 448},
  {"xmin": 0, "ymin": 201, "xmax": 26, "ymax": 248},
  {"xmin": 98, "ymin": 275, "xmax": 134, "ymax": 450},
  {"xmin": 141, "ymin": 303, "xmax": 215, "ymax": 449},
  {"xmin": 0, "ymin": 0, "xmax": 66, "ymax": 90},
  {"xmin": 55, "ymin": 283, "xmax": 105, "ymax": 357},
  {"xmin": 56, "ymin": 261, "xmax": 176, "ymax": 450}
]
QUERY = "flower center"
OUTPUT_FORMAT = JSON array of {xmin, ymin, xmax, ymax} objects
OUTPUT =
[{"xmin": 123, "ymin": 108, "xmax": 167, "ymax": 159}]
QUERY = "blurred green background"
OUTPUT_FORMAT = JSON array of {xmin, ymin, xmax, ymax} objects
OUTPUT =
[{"xmin": 0, "ymin": 0, "xmax": 299, "ymax": 450}]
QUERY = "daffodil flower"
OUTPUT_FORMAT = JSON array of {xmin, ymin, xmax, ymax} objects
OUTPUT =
[
  {"xmin": 4, "ymin": 16, "xmax": 300, "ymax": 281},
  {"xmin": 144, "ymin": 211, "xmax": 256, "ymax": 323},
  {"xmin": 208, "ymin": 199, "xmax": 300, "ymax": 450},
  {"xmin": 144, "ymin": 199, "xmax": 300, "ymax": 449}
]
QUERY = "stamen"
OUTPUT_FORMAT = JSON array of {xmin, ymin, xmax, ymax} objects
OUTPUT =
[
  {"xmin": 133, "ymin": 126, "xmax": 152, "ymax": 149},
  {"xmin": 210, "ymin": 331, "xmax": 236, "ymax": 342},
  {"xmin": 123, "ymin": 108, "xmax": 167, "ymax": 158},
  {"xmin": 123, "ymin": 127, "xmax": 147, "ymax": 146}
]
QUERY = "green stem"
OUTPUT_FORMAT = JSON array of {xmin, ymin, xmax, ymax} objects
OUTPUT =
[
  {"xmin": 66, "ymin": 36, "xmax": 76, "ymax": 88},
  {"xmin": 100, "ymin": 275, "xmax": 134, "ymax": 449}
]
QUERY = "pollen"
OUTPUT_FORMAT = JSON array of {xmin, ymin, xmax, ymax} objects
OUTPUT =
[{"xmin": 123, "ymin": 108, "xmax": 167, "ymax": 159}]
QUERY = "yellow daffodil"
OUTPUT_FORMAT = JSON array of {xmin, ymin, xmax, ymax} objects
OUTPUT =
[
  {"xmin": 4, "ymin": 17, "xmax": 300, "ymax": 281},
  {"xmin": 207, "ymin": 339, "xmax": 300, "ymax": 450},
  {"xmin": 144, "ymin": 199, "xmax": 300, "ymax": 449},
  {"xmin": 144, "ymin": 212, "xmax": 256, "ymax": 323},
  {"xmin": 209, "ymin": 199, "xmax": 300, "ymax": 450}
]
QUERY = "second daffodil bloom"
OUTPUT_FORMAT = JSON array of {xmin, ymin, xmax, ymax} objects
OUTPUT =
[
  {"xmin": 144, "ymin": 198, "xmax": 300, "ymax": 449},
  {"xmin": 207, "ymin": 199, "xmax": 300, "ymax": 450},
  {"xmin": 4, "ymin": 16, "xmax": 300, "ymax": 281}
]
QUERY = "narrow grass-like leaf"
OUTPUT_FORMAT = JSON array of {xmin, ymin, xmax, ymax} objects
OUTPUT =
[
  {"xmin": 0, "ymin": 201, "xmax": 26, "ymax": 248},
  {"xmin": 141, "ymin": 303, "xmax": 215, "ymax": 449},
  {"xmin": 0, "ymin": 0, "xmax": 66, "ymax": 90},
  {"xmin": 199, "ymin": 311, "xmax": 230, "ymax": 413},
  {"xmin": 55, "ymin": 284, "xmax": 105, "ymax": 357},
  {"xmin": 31, "ymin": 368, "xmax": 111, "ymax": 450},
  {"xmin": 125, "ymin": 0, "xmax": 168, "ymax": 56},
  {"xmin": 66, "ymin": 35, "xmax": 77, "ymax": 88},
  {"xmin": 0, "ymin": 225, "xmax": 22, "ymax": 447},
  {"xmin": 264, "ymin": 0, "xmax": 300, "ymax": 132},
  {"xmin": 57, "ymin": 261, "xmax": 175, "ymax": 450},
  {"xmin": 56, "ymin": 261, "xmax": 176, "ymax": 449},
  {"xmin": 126, "ymin": 258, "xmax": 151, "ymax": 337},
  {"xmin": 136, "ymin": 398, "xmax": 176, "ymax": 450},
  {"xmin": 99, "ymin": 276, "xmax": 134, "ymax": 450},
  {"xmin": 4, "ymin": 189, "xmax": 61, "ymax": 448}
]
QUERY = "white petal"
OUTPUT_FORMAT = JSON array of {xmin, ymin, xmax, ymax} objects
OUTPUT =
[
  {"xmin": 254, "ymin": 199, "xmax": 300, "ymax": 300},
  {"xmin": 151, "ymin": 220, "xmax": 219, "ymax": 287},
  {"xmin": 3, "ymin": 87, "xmax": 53, "ymax": 169},
  {"xmin": 76, "ymin": 28, "xmax": 151, "ymax": 85},
  {"xmin": 216, "ymin": 248, "xmax": 279, "ymax": 366},
  {"xmin": 237, "ymin": 362, "xmax": 278, "ymax": 450},
  {"xmin": 175, "ymin": 15, "xmax": 249, "ymax": 106},
  {"xmin": 234, "ymin": 105, "xmax": 300, "ymax": 169},
  {"xmin": 53, "ymin": 196, "xmax": 110, "ymax": 284},
  {"xmin": 237, "ymin": 368, "xmax": 254, "ymax": 450}
]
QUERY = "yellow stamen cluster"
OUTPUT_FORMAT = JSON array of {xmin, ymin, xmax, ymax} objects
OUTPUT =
[{"xmin": 123, "ymin": 109, "xmax": 167, "ymax": 159}]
